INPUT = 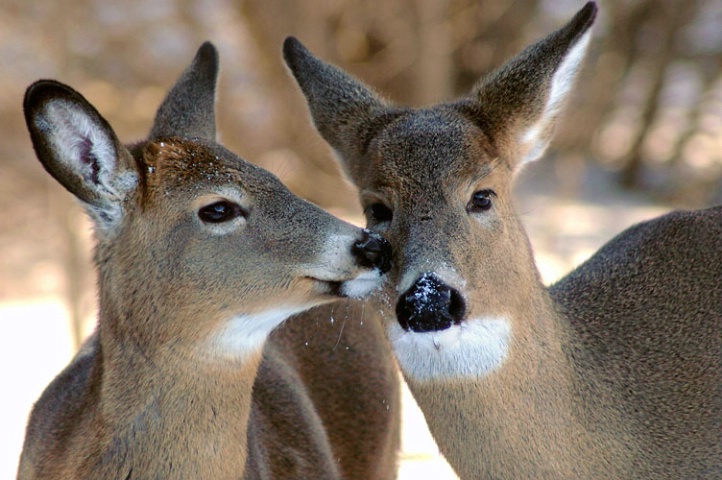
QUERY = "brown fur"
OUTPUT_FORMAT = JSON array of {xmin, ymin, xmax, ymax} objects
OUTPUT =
[
  {"xmin": 18, "ymin": 42, "xmax": 400, "ymax": 479},
  {"xmin": 284, "ymin": 2, "xmax": 722, "ymax": 478}
]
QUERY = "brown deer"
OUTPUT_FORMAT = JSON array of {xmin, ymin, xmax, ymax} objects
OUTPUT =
[
  {"xmin": 284, "ymin": 2, "xmax": 722, "ymax": 478},
  {"xmin": 17, "ymin": 42, "xmax": 400, "ymax": 480}
]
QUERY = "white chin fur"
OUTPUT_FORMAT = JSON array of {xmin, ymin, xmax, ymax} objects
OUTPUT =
[
  {"xmin": 340, "ymin": 269, "xmax": 384, "ymax": 298},
  {"xmin": 388, "ymin": 317, "xmax": 511, "ymax": 381},
  {"xmin": 206, "ymin": 306, "xmax": 310, "ymax": 361}
]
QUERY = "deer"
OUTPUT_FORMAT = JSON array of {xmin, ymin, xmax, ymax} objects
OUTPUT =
[
  {"xmin": 16, "ymin": 41, "xmax": 401, "ymax": 480},
  {"xmin": 283, "ymin": 2, "xmax": 722, "ymax": 478}
]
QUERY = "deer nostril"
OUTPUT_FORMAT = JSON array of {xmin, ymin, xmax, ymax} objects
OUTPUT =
[
  {"xmin": 396, "ymin": 273, "xmax": 466, "ymax": 333},
  {"xmin": 352, "ymin": 229, "xmax": 393, "ymax": 274}
]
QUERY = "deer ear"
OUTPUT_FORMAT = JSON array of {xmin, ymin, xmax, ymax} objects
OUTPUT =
[
  {"xmin": 457, "ymin": 1, "xmax": 597, "ymax": 170},
  {"xmin": 24, "ymin": 80, "xmax": 137, "ymax": 233},
  {"xmin": 150, "ymin": 41, "xmax": 219, "ymax": 141},
  {"xmin": 283, "ymin": 37, "xmax": 392, "ymax": 180}
]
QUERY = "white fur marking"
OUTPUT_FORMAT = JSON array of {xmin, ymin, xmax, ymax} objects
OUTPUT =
[
  {"xmin": 519, "ymin": 30, "xmax": 592, "ymax": 165},
  {"xmin": 341, "ymin": 269, "xmax": 384, "ymax": 298},
  {"xmin": 207, "ymin": 306, "xmax": 308, "ymax": 360},
  {"xmin": 547, "ymin": 31, "xmax": 592, "ymax": 116},
  {"xmin": 388, "ymin": 317, "xmax": 512, "ymax": 381}
]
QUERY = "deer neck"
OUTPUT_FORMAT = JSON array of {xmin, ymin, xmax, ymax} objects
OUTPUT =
[
  {"xmin": 402, "ymin": 281, "xmax": 614, "ymax": 479},
  {"xmin": 93, "ymin": 299, "xmax": 260, "ymax": 477}
]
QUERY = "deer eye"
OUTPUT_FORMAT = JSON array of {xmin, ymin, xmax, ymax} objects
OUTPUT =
[
  {"xmin": 467, "ymin": 189, "xmax": 495, "ymax": 213},
  {"xmin": 198, "ymin": 200, "xmax": 246, "ymax": 223},
  {"xmin": 364, "ymin": 203, "xmax": 393, "ymax": 226}
]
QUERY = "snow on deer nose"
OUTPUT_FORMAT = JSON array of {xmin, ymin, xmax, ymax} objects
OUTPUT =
[{"xmin": 396, "ymin": 273, "xmax": 466, "ymax": 332}]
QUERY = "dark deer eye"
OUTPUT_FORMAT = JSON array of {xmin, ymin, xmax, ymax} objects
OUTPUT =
[
  {"xmin": 364, "ymin": 203, "xmax": 393, "ymax": 225},
  {"xmin": 468, "ymin": 190, "xmax": 495, "ymax": 213},
  {"xmin": 198, "ymin": 201, "xmax": 245, "ymax": 223}
]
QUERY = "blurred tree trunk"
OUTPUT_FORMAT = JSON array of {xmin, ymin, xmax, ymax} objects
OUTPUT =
[
  {"xmin": 415, "ymin": 0, "xmax": 453, "ymax": 103},
  {"xmin": 451, "ymin": 0, "xmax": 539, "ymax": 93},
  {"xmin": 668, "ymin": 59, "xmax": 722, "ymax": 167},
  {"xmin": 620, "ymin": 0, "xmax": 697, "ymax": 188}
]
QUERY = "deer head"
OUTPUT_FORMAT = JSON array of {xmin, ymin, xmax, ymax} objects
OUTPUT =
[
  {"xmin": 24, "ymin": 42, "xmax": 392, "ymax": 363},
  {"xmin": 284, "ymin": 2, "xmax": 596, "ymax": 380}
]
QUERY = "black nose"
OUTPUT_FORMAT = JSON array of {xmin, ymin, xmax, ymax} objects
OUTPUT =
[
  {"xmin": 396, "ymin": 273, "xmax": 466, "ymax": 332},
  {"xmin": 352, "ymin": 229, "xmax": 393, "ymax": 274}
]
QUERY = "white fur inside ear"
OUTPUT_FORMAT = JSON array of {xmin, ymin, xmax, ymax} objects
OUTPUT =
[
  {"xmin": 41, "ymin": 100, "xmax": 137, "ymax": 232},
  {"xmin": 43, "ymin": 101, "xmax": 118, "ymax": 187},
  {"xmin": 388, "ymin": 317, "xmax": 512, "ymax": 381},
  {"xmin": 519, "ymin": 30, "xmax": 592, "ymax": 166}
]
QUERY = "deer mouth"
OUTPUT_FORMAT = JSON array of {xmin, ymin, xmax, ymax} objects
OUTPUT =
[
  {"xmin": 309, "ymin": 269, "xmax": 385, "ymax": 299},
  {"xmin": 395, "ymin": 273, "xmax": 467, "ymax": 333}
]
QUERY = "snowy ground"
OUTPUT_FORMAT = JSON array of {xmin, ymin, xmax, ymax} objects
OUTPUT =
[{"xmin": 0, "ymin": 161, "xmax": 675, "ymax": 479}]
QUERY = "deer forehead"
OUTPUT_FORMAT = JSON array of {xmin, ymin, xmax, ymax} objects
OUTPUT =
[
  {"xmin": 136, "ymin": 138, "xmax": 284, "ymax": 206},
  {"xmin": 141, "ymin": 139, "xmax": 238, "ymax": 188},
  {"xmin": 368, "ymin": 109, "xmax": 498, "ymax": 189}
]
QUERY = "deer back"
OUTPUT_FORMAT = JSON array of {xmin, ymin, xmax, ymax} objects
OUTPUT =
[{"xmin": 551, "ymin": 206, "xmax": 722, "ymax": 477}]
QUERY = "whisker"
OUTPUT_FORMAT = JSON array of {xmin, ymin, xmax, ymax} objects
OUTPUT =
[{"xmin": 332, "ymin": 304, "xmax": 347, "ymax": 351}]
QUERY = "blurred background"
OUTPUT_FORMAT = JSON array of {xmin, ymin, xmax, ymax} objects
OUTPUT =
[{"xmin": 2, "ymin": 0, "xmax": 721, "ymax": 478}]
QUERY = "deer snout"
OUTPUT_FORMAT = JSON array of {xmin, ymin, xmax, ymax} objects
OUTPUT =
[
  {"xmin": 396, "ymin": 273, "xmax": 466, "ymax": 332},
  {"xmin": 352, "ymin": 229, "xmax": 393, "ymax": 274}
]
